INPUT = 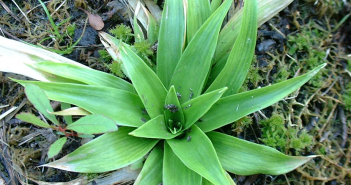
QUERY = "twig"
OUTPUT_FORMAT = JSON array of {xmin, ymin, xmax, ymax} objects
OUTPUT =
[
  {"xmin": 0, "ymin": 27, "xmax": 22, "ymax": 42},
  {"xmin": 338, "ymin": 107, "xmax": 348, "ymax": 148},
  {"xmin": 321, "ymin": 77, "xmax": 339, "ymax": 96},
  {"xmin": 0, "ymin": 0, "xmax": 20, "ymax": 22},
  {"xmin": 50, "ymin": 0, "xmax": 67, "ymax": 17},
  {"xmin": 11, "ymin": 0, "xmax": 31, "ymax": 23}
]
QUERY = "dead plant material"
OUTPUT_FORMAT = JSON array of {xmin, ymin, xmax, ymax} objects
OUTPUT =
[{"xmin": 78, "ymin": 7, "xmax": 104, "ymax": 31}]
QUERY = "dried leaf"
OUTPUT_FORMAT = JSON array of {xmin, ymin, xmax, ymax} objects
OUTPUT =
[{"xmin": 79, "ymin": 7, "xmax": 104, "ymax": 30}]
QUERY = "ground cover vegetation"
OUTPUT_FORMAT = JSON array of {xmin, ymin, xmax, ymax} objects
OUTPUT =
[{"xmin": 0, "ymin": 0, "xmax": 350, "ymax": 184}]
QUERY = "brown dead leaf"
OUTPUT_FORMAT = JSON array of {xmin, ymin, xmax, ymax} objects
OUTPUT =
[{"xmin": 78, "ymin": 7, "xmax": 104, "ymax": 31}]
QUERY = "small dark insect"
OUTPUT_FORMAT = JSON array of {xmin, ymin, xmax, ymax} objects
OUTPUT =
[
  {"xmin": 141, "ymin": 118, "xmax": 147, "ymax": 122},
  {"xmin": 187, "ymin": 136, "xmax": 191, "ymax": 142},
  {"xmin": 164, "ymin": 104, "xmax": 179, "ymax": 113},
  {"xmin": 141, "ymin": 108, "xmax": 148, "ymax": 115},
  {"xmin": 189, "ymin": 88, "xmax": 194, "ymax": 99},
  {"xmin": 176, "ymin": 92, "xmax": 182, "ymax": 100}
]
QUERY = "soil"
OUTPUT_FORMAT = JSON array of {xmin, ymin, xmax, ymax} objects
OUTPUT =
[{"xmin": 0, "ymin": 0, "xmax": 350, "ymax": 184}]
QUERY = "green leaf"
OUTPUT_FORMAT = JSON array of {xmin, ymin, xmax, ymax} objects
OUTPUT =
[
  {"xmin": 157, "ymin": 0, "xmax": 185, "ymax": 87},
  {"xmin": 24, "ymin": 83, "xmax": 59, "ymax": 125},
  {"xmin": 146, "ymin": 10, "xmax": 159, "ymax": 44},
  {"xmin": 78, "ymin": 134, "xmax": 94, "ymax": 138},
  {"xmin": 207, "ymin": 131, "xmax": 316, "ymax": 175},
  {"xmin": 134, "ymin": 146, "xmax": 163, "ymax": 185},
  {"xmin": 66, "ymin": 115, "xmax": 117, "ymax": 135},
  {"xmin": 164, "ymin": 86, "xmax": 184, "ymax": 126},
  {"xmin": 48, "ymin": 137, "xmax": 67, "ymax": 158},
  {"xmin": 119, "ymin": 43, "xmax": 167, "ymax": 118},
  {"xmin": 202, "ymin": 172, "xmax": 237, "ymax": 185},
  {"xmin": 186, "ymin": 0, "xmax": 211, "ymax": 43},
  {"xmin": 210, "ymin": 0, "xmax": 222, "ymax": 13},
  {"xmin": 197, "ymin": 63, "xmax": 326, "ymax": 132},
  {"xmin": 33, "ymin": 62, "xmax": 135, "ymax": 93},
  {"xmin": 169, "ymin": 0, "xmax": 232, "ymax": 104},
  {"xmin": 212, "ymin": 0, "xmax": 293, "ymax": 67},
  {"xmin": 206, "ymin": 0, "xmax": 257, "ymax": 96},
  {"xmin": 167, "ymin": 125, "xmax": 228, "ymax": 185},
  {"xmin": 129, "ymin": 115, "xmax": 180, "ymax": 139},
  {"xmin": 130, "ymin": 157, "xmax": 145, "ymax": 170},
  {"xmin": 15, "ymin": 80, "xmax": 148, "ymax": 127},
  {"xmin": 16, "ymin": 112, "xmax": 51, "ymax": 128},
  {"xmin": 60, "ymin": 102, "xmax": 72, "ymax": 125},
  {"xmin": 182, "ymin": 87, "xmax": 227, "ymax": 130},
  {"xmin": 43, "ymin": 127, "xmax": 158, "ymax": 172},
  {"xmin": 163, "ymin": 142, "xmax": 202, "ymax": 185}
]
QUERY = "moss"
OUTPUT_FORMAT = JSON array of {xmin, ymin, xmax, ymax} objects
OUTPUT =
[
  {"xmin": 259, "ymin": 113, "xmax": 314, "ymax": 154},
  {"xmin": 109, "ymin": 24, "xmax": 133, "ymax": 43},
  {"xmin": 231, "ymin": 116, "xmax": 252, "ymax": 135},
  {"xmin": 239, "ymin": 62, "xmax": 263, "ymax": 93},
  {"xmin": 342, "ymin": 82, "xmax": 351, "ymax": 111},
  {"xmin": 108, "ymin": 61, "xmax": 125, "ymax": 78},
  {"xmin": 287, "ymin": 27, "xmax": 329, "ymax": 87},
  {"xmin": 133, "ymin": 40, "xmax": 155, "ymax": 67},
  {"xmin": 66, "ymin": 23, "xmax": 76, "ymax": 37},
  {"xmin": 98, "ymin": 49, "xmax": 112, "ymax": 63}
]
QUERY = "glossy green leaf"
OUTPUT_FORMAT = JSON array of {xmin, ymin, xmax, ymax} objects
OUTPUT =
[
  {"xmin": 182, "ymin": 87, "xmax": 227, "ymax": 129},
  {"xmin": 44, "ymin": 127, "xmax": 158, "ymax": 172},
  {"xmin": 66, "ymin": 115, "xmax": 117, "ymax": 135},
  {"xmin": 157, "ymin": 0, "xmax": 185, "ymax": 87},
  {"xmin": 206, "ymin": 0, "xmax": 257, "ymax": 96},
  {"xmin": 130, "ymin": 157, "xmax": 145, "ymax": 170},
  {"xmin": 33, "ymin": 62, "xmax": 135, "ymax": 93},
  {"xmin": 210, "ymin": 0, "xmax": 222, "ymax": 13},
  {"xmin": 119, "ymin": 43, "xmax": 167, "ymax": 118},
  {"xmin": 207, "ymin": 131, "xmax": 316, "ymax": 175},
  {"xmin": 16, "ymin": 112, "xmax": 51, "ymax": 128},
  {"xmin": 197, "ymin": 64, "xmax": 326, "ymax": 132},
  {"xmin": 24, "ymin": 83, "xmax": 59, "ymax": 125},
  {"xmin": 78, "ymin": 134, "xmax": 94, "ymax": 138},
  {"xmin": 48, "ymin": 137, "xmax": 67, "ymax": 158},
  {"xmin": 60, "ymin": 102, "xmax": 72, "ymax": 125},
  {"xmin": 186, "ymin": 0, "xmax": 211, "ymax": 43},
  {"xmin": 169, "ymin": 0, "xmax": 232, "ymax": 104},
  {"xmin": 167, "ymin": 125, "xmax": 228, "ymax": 185},
  {"xmin": 164, "ymin": 86, "xmax": 184, "ymax": 126},
  {"xmin": 202, "ymin": 172, "xmax": 236, "ymax": 185},
  {"xmin": 145, "ymin": 7, "xmax": 159, "ymax": 44},
  {"xmin": 15, "ymin": 80, "xmax": 148, "ymax": 127},
  {"xmin": 129, "ymin": 115, "xmax": 180, "ymax": 139},
  {"xmin": 212, "ymin": 0, "xmax": 293, "ymax": 67},
  {"xmin": 163, "ymin": 142, "xmax": 201, "ymax": 185},
  {"xmin": 134, "ymin": 146, "xmax": 163, "ymax": 185}
]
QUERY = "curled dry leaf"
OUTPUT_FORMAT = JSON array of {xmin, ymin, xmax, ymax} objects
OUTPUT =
[{"xmin": 79, "ymin": 7, "xmax": 104, "ymax": 31}]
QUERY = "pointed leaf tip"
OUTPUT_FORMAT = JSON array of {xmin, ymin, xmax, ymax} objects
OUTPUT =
[{"xmin": 66, "ymin": 115, "xmax": 118, "ymax": 135}]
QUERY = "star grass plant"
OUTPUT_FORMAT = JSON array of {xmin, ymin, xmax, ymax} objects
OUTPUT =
[{"xmin": 0, "ymin": 0, "xmax": 326, "ymax": 184}]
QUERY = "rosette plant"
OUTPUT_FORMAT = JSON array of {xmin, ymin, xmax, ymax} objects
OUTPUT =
[{"xmin": 0, "ymin": 0, "xmax": 325, "ymax": 184}]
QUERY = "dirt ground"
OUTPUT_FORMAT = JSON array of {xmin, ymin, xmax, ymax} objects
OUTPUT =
[{"xmin": 0, "ymin": 0, "xmax": 351, "ymax": 184}]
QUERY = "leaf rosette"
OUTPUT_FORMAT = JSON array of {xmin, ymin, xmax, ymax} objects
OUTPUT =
[{"xmin": 0, "ymin": 0, "xmax": 325, "ymax": 184}]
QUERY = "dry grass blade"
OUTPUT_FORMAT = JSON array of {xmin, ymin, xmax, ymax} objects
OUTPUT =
[
  {"xmin": 144, "ymin": 0, "xmax": 162, "ymax": 22},
  {"xmin": 0, "ymin": 0, "xmax": 20, "ymax": 22},
  {"xmin": 126, "ymin": 0, "xmax": 149, "ymax": 29}
]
